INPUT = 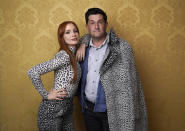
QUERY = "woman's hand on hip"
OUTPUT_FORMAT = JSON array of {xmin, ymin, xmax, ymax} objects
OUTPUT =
[{"xmin": 47, "ymin": 88, "xmax": 67, "ymax": 100}]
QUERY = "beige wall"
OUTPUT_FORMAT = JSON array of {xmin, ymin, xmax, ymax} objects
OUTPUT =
[{"xmin": 0, "ymin": 0, "xmax": 185, "ymax": 131}]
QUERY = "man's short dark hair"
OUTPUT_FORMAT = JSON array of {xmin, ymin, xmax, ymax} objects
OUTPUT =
[{"xmin": 85, "ymin": 8, "xmax": 107, "ymax": 24}]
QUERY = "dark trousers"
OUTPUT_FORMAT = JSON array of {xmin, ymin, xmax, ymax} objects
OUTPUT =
[{"xmin": 83, "ymin": 100, "xmax": 110, "ymax": 131}]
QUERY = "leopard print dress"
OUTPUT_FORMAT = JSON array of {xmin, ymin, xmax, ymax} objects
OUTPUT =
[{"xmin": 27, "ymin": 47, "xmax": 81, "ymax": 131}]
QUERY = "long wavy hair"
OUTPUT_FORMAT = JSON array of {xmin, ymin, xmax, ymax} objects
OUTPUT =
[{"xmin": 58, "ymin": 21, "xmax": 79, "ymax": 83}]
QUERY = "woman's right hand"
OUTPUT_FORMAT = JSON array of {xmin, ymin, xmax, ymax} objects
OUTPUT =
[{"xmin": 47, "ymin": 88, "xmax": 67, "ymax": 100}]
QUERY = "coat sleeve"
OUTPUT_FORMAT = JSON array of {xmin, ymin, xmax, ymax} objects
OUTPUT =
[
  {"xmin": 122, "ymin": 40, "xmax": 148, "ymax": 131},
  {"xmin": 27, "ymin": 50, "xmax": 70, "ymax": 99},
  {"xmin": 78, "ymin": 34, "xmax": 91, "ymax": 46}
]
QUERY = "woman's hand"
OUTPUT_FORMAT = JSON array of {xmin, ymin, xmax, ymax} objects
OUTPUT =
[
  {"xmin": 76, "ymin": 44, "xmax": 86, "ymax": 62},
  {"xmin": 47, "ymin": 88, "xmax": 67, "ymax": 100}
]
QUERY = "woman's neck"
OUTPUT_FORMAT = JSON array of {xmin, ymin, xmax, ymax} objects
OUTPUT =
[{"xmin": 68, "ymin": 45, "xmax": 76, "ymax": 53}]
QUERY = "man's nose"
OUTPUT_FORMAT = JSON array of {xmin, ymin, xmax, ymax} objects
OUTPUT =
[{"xmin": 95, "ymin": 23, "xmax": 99, "ymax": 29}]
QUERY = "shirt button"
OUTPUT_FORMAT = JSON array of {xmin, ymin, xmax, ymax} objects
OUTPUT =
[
  {"xmin": 94, "ymin": 70, "xmax": 96, "ymax": 72},
  {"xmin": 96, "ymin": 59, "xmax": 98, "ymax": 61},
  {"xmin": 92, "ymin": 81, "xmax": 95, "ymax": 83}
]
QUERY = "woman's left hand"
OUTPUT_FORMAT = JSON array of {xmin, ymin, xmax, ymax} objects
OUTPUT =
[{"xmin": 76, "ymin": 44, "xmax": 86, "ymax": 61}]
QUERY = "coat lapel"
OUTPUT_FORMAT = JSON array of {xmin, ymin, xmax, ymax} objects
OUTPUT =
[
  {"xmin": 100, "ymin": 42, "xmax": 120, "ymax": 75},
  {"xmin": 100, "ymin": 29, "xmax": 121, "ymax": 75}
]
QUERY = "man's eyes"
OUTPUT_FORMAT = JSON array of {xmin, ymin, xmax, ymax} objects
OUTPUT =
[{"xmin": 90, "ymin": 21, "xmax": 103, "ymax": 24}]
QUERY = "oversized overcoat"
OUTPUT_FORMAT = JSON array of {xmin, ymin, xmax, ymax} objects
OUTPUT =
[{"xmin": 81, "ymin": 29, "xmax": 148, "ymax": 131}]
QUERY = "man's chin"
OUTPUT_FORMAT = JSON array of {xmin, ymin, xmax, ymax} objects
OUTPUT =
[{"xmin": 91, "ymin": 34, "xmax": 105, "ymax": 39}]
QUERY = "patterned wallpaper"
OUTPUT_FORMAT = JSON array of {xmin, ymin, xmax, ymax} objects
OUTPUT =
[{"xmin": 0, "ymin": 0, "xmax": 184, "ymax": 131}]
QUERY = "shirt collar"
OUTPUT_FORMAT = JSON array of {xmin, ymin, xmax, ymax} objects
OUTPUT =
[{"xmin": 89, "ymin": 34, "xmax": 109, "ymax": 49}]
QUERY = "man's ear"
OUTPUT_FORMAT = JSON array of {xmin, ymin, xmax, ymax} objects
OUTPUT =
[
  {"xmin": 86, "ymin": 24, "xmax": 89, "ymax": 32},
  {"xmin": 104, "ymin": 22, "xmax": 108, "ymax": 31},
  {"xmin": 106, "ymin": 22, "xmax": 108, "ymax": 28}
]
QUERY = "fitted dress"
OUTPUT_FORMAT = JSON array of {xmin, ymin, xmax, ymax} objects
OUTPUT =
[{"xmin": 27, "ymin": 47, "xmax": 81, "ymax": 131}]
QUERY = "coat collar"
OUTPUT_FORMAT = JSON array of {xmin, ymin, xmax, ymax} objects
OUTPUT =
[
  {"xmin": 100, "ymin": 29, "xmax": 121, "ymax": 75},
  {"xmin": 108, "ymin": 28, "xmax": 119, "ymax": 45}
]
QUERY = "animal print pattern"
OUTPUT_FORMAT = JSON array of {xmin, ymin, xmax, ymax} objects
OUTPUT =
[
  {"xmin": 81, "ymin": 29, "xmax": 148, "ymax": 131},
  {"xmin": 27, "ymin": 47, "xmax": 81, "ymax": 131}
]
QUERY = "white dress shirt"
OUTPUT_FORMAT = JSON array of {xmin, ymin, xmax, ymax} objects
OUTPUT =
[{"xmin": 85, "ymin": 35, "xmax": 109, "ymax": 103}]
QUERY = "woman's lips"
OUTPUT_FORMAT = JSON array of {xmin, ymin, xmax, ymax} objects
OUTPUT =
[{"xmin": 71, "ymin": 38, "xmax": 78, "ymax": 41}]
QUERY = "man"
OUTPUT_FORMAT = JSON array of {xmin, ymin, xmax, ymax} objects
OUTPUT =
[{"xmin": 77, "ymin": 8, "xmax": 148, "ymax": 131}]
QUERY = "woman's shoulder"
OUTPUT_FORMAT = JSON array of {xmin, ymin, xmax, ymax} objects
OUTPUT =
[{"xmin": 55, "ymin": 50, "xmax": 70, "ymax": 59}]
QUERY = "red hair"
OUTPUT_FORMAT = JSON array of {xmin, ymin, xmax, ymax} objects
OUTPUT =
[{"xmin": 58, "ymin": 21, "xmax": 79, "ymax": 83}]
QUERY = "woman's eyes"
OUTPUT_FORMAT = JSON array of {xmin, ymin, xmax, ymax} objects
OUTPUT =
[{"xmin": 65, "ymin": 30, "xmax": 78, "ymax": 34}]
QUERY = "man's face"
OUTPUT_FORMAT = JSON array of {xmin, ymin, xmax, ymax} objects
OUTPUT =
[{"xmin": 86, "ymin": 14, "xmax": 107, "ymax": 39}]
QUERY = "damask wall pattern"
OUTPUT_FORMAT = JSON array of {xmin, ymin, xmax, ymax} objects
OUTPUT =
[{"xmin": 0, "ymin": 0, "xmax": 184, "ymax": 131}]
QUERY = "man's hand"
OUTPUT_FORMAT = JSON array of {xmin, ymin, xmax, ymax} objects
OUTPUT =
[
  {"xmin": 47, "ymin": 88, "xmax": 67, "ymax": 100},
  {"xmin": 76, "ymin": 44, "xmax": 86, "ymax": 62}
]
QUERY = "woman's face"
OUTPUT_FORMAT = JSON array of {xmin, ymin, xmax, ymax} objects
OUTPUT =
[{"xmin": 63, "ymin": 23, "xmax": 79, "ymax": 46}]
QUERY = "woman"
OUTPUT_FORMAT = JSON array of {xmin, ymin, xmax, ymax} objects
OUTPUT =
[{"xmin": 27, "ymin": 21, "xmax": 81, "ymax": 131}]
